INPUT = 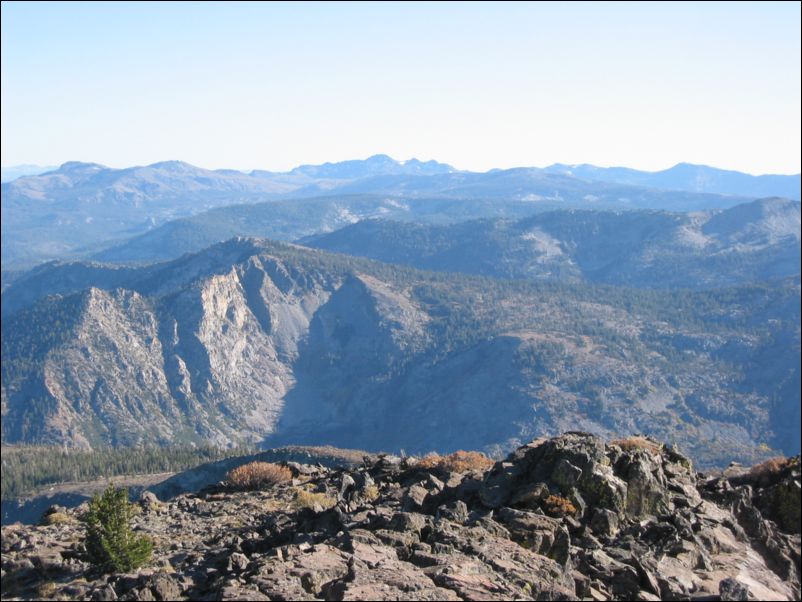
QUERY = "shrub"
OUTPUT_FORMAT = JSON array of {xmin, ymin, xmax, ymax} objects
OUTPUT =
[
  {"xmin": 749, "ymin": 456, "xmax": 792, "ymax": 478},
  {"xmin": 611, "ymin": 436, "xmax": 662, "ymax": 456},
  {"xmin": 83, "ymin": 484, "xmax": 152, "ymax": 573},
  {"xmin": 415, "ymin": 450, "xmax": 494, "ymax": 473},
  {"xmin": 543, "ymin": 494, "xmax": 576, "ymax": 518},
  {"xmin": 292, "ymin": 488, "xmax": 337, "ymax": 511},
  {"xmin": 42, "ymin": 511, "xmax": 76, "ymax": 526},
  {"xmin": 225, "ymin": 462, "xmax": 292, "ymax": 490}
]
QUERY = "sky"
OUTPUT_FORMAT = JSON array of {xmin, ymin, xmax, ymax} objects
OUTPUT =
[{"xmin": 1, "ymin": 1, "xmax": 800, "ymax": 174}]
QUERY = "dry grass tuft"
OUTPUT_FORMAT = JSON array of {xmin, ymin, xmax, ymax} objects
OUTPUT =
[
  {"xmin": 226, "ymin": 462, "xmax": 292, "ymax": 490},
  {"xmin": 44, "ymin": 512, "xmax": 78, "ymax": 525},
  {"xmin": 543, "ymin": 494, "xmax": 577, "ymax": 518},
  {"xmin": 37, "ymin": 582, "xmax": 57, "ymax": 598},
  {"xmin": 362, "ymin": 484, "xmax": 380, "ymax": 502},
  {"xmin": 42, "ymin": 512, "xmax": 76, "ymax": 526},
  {"xmin": 611, "ymin": 436, "xmax": 662, "ymax": 456},
  {"xmin": 292, "ymin": 488, "xmax": 337, "ymax": 511},
  {"xmin": 415, "ymin": 450, "xmax": 495, "ymax": 473}
]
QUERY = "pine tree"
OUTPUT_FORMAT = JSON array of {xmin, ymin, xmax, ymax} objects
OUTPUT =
[{"xmin": 83, "ymin": 484, "xmax": 152, "ymax": 572}]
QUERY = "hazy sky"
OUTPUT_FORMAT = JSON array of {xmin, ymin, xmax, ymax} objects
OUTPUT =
[{"xmin": 2, "ymin": 1, "xmax": 800, "ymax": 174}]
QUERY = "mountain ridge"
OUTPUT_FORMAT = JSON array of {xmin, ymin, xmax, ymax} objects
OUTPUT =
[
  {"xmin": 2, "ymin": 237, "xmax": 799, "ymax": 466},
  {"xmin": 301, "ymin": 197, "xmax": 801, "ymax": 289},
  {"xmin": 545, "ymin": 161, "xmax": 801, "ymax": 199}
]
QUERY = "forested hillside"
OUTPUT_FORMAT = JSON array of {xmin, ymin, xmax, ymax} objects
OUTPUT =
[{"xmin": 2, "ymin": 238, "xmax": 799, "ymax": 467}]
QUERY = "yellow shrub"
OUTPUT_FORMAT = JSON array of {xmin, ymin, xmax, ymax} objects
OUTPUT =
[
  {"xmin": 42, "ymin": 512, "xmax": 76, "ymax": 526},
  {"xmin": 292, "ymin": 488, "xmax": 337, "ymax": 511},
  {"xmin": 225, "ymin": 462, "xmax": 292, "ymax": 490},
  {"xmin": 416, "ymin": 450, "xmax": 494, "ymax": 473}
]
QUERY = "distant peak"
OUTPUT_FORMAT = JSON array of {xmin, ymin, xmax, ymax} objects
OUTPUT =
[
  {"xmin": 147, "ymin": 160, "xmax": 197, "ymax": 171},
  {"xmin": 286, "ymin": 154, "xmax": 454, "ymax": 178},
  {"xmin": 750, "ymin": 196, "xmax": 800, "ymax": 207},
  {"xmin": 58, "ymin": 161, "xmax": 106, "ymax": 172},
  {"xmin": 666, "ymin": 162, "xmax": 705, "ymax": 170}
]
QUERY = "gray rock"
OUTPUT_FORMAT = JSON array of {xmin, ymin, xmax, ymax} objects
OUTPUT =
[
  {"xmin": 339, "ymin": 474, "xmax": 356, "ymax": 500},
  {"xmin": 139, "ymin": 492, "xmax": 161, "ymax": 510},
  {"xmin": 403, "ymin": 485, "xmax": 428, "ymax": 511},
  {"xmin": 426, "ymin": 474, "xmax": 445, "ymax": 492},
  {"xmin": 90, "ymin": 585, "xmax": 118, "ymax": 601},
  {"xmin": 436, "ymin": 500, "xmax": 469, "ymax": 524},
  {"xmin": 389, "ymin": 512, "xmax": 426, "ymax": 534},
  {"xmin": 509, "ymin": 481, "xmax": 550, "ymax": 507},
  {"xmin": 553, "ymin": 458, "xmax": 584, "ymax": 489},
  {"xmin": 227, "ymin": 552, "xmax": 249, "ymax": 574},
  {"xmin": 147, "ymin": 573, "xmax": 181, "ymax": 601},
  {"xmin": 496, "ymin": 507, "xmax": 571, "ymax": 565},
  {"xmin": 719, "ymin": 576, "xmax": 751, "ymax": 601},
  {"xmin": 590, "ymin": 508, "xmax": 620, "ymax": 537},
  {"xmin": 615, "ymin": 452, "xmax": 671, "ymax": 519}
]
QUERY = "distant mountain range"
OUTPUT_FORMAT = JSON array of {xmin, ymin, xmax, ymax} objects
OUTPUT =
[
  {"xmin": 302, "ymin": 198, "xmax": 801, "ymax": 289},
  {"xmin": 2, "ymin": 238, "xmax": 799, "ymax": 465},
  {"xmin": 543, "ymin": 162, "xmax": 801, "ymax": 199},
  {"xmin": 3, "ymin": 155, "xmax": 799, "ymax": 270}
]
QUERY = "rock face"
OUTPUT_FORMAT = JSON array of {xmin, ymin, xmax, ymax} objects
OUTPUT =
[
  {"xmin": 2, "ymin": 434, "xmax": 799, "ymax": 601},
  {"xmin": 2, "ymin": 239, "xmax": 800, "ymax": 467}
]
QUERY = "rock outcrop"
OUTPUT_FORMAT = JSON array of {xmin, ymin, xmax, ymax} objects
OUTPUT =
[{"xmin": 2, "ymin": 434, "xmax": 799, "ymax": 601}]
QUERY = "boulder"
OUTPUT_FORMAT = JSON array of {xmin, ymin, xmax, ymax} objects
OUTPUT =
[{"xmin": 496, "ymin": 507, "xmax": 571, "ymax": 565}]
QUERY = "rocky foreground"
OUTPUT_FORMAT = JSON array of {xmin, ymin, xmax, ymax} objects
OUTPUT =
[{"xmin": 2, "ymin": 433, "xmax": 800, "ymax": 601}]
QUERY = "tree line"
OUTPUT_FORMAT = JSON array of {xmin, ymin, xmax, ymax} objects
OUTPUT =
[{"xmin": 1, "ymin": 443, "xmax": 252, "ymax": 500}]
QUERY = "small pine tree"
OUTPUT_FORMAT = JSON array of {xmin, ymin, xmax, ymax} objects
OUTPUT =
[{"xmin": 83, "ymin": 484, "xmax": 152, "ymax": 573}]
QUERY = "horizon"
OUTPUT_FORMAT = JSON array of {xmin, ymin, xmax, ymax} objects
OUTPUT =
[
  {"xmin": 2, "ymin": 2, "xmax": 800, "ymax": 174},
  {"xmin": 2, "ymin": 154, "xmax": 800, "ymax": 178}
]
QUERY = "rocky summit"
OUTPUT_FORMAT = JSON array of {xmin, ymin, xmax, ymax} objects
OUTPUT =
[{"xmin": 2, "ymin": 433, "xmax": 800, "ymax": 601}]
